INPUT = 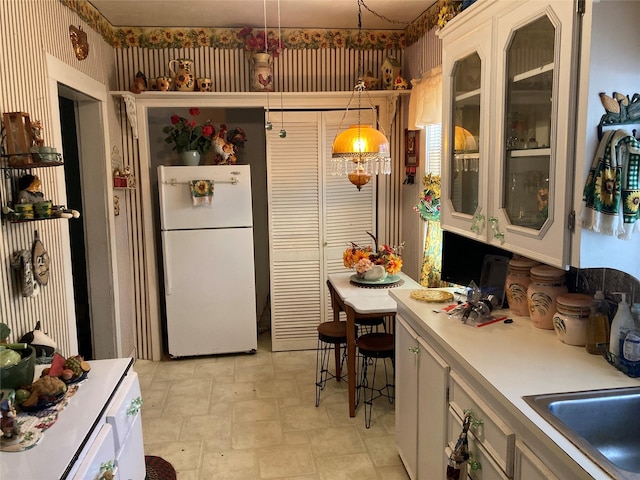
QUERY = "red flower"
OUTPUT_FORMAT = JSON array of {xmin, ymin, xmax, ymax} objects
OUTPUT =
[
  {"xmin": 170, "ymin": 115, "xmax": 180, "ymax": 125},
  {"xmin": 188, "ymin": 108, "xmax": 200, "ymax": 116},
  {"xmin": 202, "ymin": 125, "xmax": 214, "ymax": 138}
]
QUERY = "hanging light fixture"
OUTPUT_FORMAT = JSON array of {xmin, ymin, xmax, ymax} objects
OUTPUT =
[{"xmin": 331, "ymin": 0, "xmax": 391, "ymax": 190}]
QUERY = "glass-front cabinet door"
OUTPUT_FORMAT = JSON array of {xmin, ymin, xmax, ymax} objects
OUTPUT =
[
  {"xmin": 451, "ymin": 53, "xmax": 480, "ymax": 216},
  {"xmin": 441, "ymin": 23, "xmax": 491, "ymax": 239},
  {"xmin": 503, "ymin": 15, "xmax": 553, "ymax": 230},
  {"xmin": 492, "ymin": 1, "xmax": 577, "ymax": 267}
]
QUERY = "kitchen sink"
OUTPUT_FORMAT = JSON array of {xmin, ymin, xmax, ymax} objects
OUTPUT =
[{"xmin": 523, "ymin": 387, "xmax": 640, "ymax": 479}]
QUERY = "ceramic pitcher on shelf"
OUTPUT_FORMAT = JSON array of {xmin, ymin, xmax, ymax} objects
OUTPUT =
[{"xmin": 169, "ymin": 59, "xmax": 195, "ymax": 92}]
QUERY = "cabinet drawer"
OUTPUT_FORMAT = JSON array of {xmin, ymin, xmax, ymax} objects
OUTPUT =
[
  {"xmin": 447, "ymin": 409, "xmax": 509, "ymax": 480},
  {"xmin": 115, "ymin": 413, "xmax": 146, "ymax": 480},
  {"xmin": 449, "ymin": 371, "xmax": 514, "ymax": 476},
  {"xmin": 106, "ymin": 371, "xmax": 143, "ymax": 452},
  {"xmin": 72, "ymin": 424, "xmax": 118, "ymax": 480},
  {"xmin": 514, "ymin": 440, "xmax": 561, "ymax": 480}
]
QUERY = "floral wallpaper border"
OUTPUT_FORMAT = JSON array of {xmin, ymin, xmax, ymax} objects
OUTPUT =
[{"xmin": 60, "ymin": 0, "xmax": 462, "ymax": 50}]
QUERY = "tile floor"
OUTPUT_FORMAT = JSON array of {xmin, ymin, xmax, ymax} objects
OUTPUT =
[{"xmin": 133, "ymin": 332, "xmax": 410, "ymax": 480}]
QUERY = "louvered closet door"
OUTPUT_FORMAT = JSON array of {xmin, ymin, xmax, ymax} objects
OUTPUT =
[
  {"xmin": 322, "ymin": 109, "xmax": 377, "ymax": 322},
  {"xmin": 267, "ymin": 109, "xmax": 376, "ymax": 351}
]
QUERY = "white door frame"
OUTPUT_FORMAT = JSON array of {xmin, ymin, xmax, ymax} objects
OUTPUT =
[{"xmin": 45, "ymin": 54, "xmax": 121, "ymax": 359}]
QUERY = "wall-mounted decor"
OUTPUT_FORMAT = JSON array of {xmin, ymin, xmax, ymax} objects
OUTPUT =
[
  {"xmin": 69, "ymin": 25, "xmax": 89, "ymax": 61},
  {"xmin": 405, "ymin": 129, "xmax": 419, "ymax": 167}
]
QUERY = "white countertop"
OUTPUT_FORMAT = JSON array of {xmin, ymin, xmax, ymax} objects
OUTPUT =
[
  {"xmin": 390, "ymin": 288, "xmax": 640, "ymax": 479},
  {"xmin": 327, "ymin": 271, "xmax": 422, "ymax": 313},
  {"xmin": 0, "ymin": 358, "xmax": 133, "ymax": 479}
]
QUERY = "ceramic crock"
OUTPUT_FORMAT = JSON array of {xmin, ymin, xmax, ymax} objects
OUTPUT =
[
  {"xmin": 553, "ymin": 293, "xmax": 592, "ymax": 346},
  {"xmin": 526, "ymin": 265, "xmax": 567, "ymax": 329},
  {"xmin": 505, "ymin": 257, "xmax": 539, "ymax": 316},
  {"xmin": 250, "ymin": 53, "xmax": 274, "ymax": 92}
]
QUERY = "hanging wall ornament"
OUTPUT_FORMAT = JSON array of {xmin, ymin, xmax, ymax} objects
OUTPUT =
[
  {"xmin": 69, "ymin": 25, "xmax": 89, "ymax": 60},
  {"xmin": 32, "ymin": 230, "xmax": 50, "ymax": 286}
]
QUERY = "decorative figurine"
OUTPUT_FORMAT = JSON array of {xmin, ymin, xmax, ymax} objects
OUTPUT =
[
  {"xmin": 130, "ymin": 71, "xmax": 148, "ymax": 94},
  {"xmin": 69, "ymin": 25, "xmax": 89, "ymax": 61},
  {"xmin": 17, "ymin": 174, "xmax": 44, "ymax": 204},
  {"xmin": 393, "ymin": 72, "xmax": 409, "ymax": 90},
  {"xmin": 0, "ymin": 398, "xmax": 20, "ymax": 439},
  {"xmin": 381, "ymin": 56, "xmax": 401, "ymax": 90}
]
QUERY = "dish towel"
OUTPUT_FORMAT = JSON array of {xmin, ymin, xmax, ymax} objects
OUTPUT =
[
  {"xmin": 189, "ymin": 179, "xmax": 214, "ymax": 206},
  {"xmin": 580, "ymin": 129, "xmax": 640, "ymax": 239}
]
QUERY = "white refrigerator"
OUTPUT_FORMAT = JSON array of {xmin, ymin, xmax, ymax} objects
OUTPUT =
[{"xmin": 158, "ymin": 165, "xmax": 257, "ymax": 357}]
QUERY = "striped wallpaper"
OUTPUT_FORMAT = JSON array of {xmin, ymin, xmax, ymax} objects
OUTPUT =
[{"xmin": 2, "ymin": 0, "xmax": 442, "ymax": 360}]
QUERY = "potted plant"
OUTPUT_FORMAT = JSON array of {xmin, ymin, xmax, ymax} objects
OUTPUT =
[{"xmin": 162, "ymin": 108, "xmax": 215, "ymax": 165}]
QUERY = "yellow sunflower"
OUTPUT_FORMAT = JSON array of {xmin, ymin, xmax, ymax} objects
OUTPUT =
[
  {"xmin": 595, "ymin": 168, "xmax": 619, "ymax": 206},
  {"xmin": 194, "ymin": 181, "xmax": 209, "ymax": 195},
  {"xmin": 626, "ymin": 191, "xmax": 640, "ymax": 213}
]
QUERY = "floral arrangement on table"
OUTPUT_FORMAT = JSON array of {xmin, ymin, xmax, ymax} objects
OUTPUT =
[
  {"xmin": 163, "ymin": 108, "xmax": 215, "ymax": 154},
  {"xmin": 238, "ymin": 27, "xmax": 284, "ymax": 57},
  {"xmin": 162, "ymin": 108, "xmax": 248, "ymax": 164},
  {"xmin": 414, "ymin": 173, "xmax": 441, "ymax": 221},
  {"xmin": 343, "ymin": 232, "xmax": 403, "ymax": 277}
]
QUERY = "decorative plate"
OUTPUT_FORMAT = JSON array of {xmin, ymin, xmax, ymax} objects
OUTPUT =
[
  {"xmin": 19, "ymin": 391, "xmax": 65, "ymax": 412},
  {"xmin": 410, "ymin": 289, "xmax": 454, "ymax": 303},
  {"xmin": 350, "ymin": 274, "xmax": 401, "ymax": 286},
  {"xmin": 63, "ymin": 371, "xmax": 88, "ymax": 385}
]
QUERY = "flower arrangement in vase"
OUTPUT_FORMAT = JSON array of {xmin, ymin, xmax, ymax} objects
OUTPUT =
[
  {"xmin": 238, "ymin": 27, "xmax": 284, "ymax": 57},
  {"xmin": 162, "ymin": 109, "xmax": 249, "ymax": 165},
  {"xmin": 414, "ymin": 173, "xmax": 441, "ymax": 221},
  {"xmin": 162, "ymin": 108, "xmax": 214, "ymax": 154},
  {"xmin": 343, "ymin": 232, "xmax": 403, "ymax": 280}
]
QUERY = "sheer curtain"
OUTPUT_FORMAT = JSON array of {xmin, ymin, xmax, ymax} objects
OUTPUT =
[{"xmin": 409, "ymin": 67, "xmax": 447, "ymax": 287}]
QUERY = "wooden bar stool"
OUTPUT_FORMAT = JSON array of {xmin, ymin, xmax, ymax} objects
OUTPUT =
[
  {"xmin": 355, "ymin": 316, "xmax": 386, "ymax": 336},
  {"xmin": 315, "ymin": 321, "xmax": 348, "ymax": 407},
  {"xmin": 356, "ymin": 332, "xmax": 395, "ymax": 428}
]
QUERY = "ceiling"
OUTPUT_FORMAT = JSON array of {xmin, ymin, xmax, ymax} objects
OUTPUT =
[{"xmin": 88, "ymin": 0, "xmax": 435, "ymax": 30}]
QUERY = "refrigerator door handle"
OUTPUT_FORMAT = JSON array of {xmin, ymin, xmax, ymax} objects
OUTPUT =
[{"xmin": 161, "ymin": 231, "xmax": 172, "ymax": 295}]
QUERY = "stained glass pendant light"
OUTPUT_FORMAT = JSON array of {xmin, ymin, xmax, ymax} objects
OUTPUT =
[{"xmin": 331, "ymin": 0, "xmax": 391, "ymax": 190}]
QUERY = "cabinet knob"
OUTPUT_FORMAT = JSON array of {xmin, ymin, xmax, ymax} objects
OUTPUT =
[
  {"xmin": 470, "ymin": 211, "xmax": 485, "ymax": 234},
  {"xmin": 489, "ymin": 217, "xmax": 505, "ymax": 244},
  {"xmin": 463, "ymin": 408, "xmax": 484, "ymax": 430},
  {"xmin": 99, "ymin": 460, "xmax": 116, "ymax": 480},
  {"xmin": 126, "ymin": 396, "xmax": 143, "ymax": 416}
]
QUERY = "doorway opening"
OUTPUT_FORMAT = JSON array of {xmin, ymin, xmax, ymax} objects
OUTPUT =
[{"xmin": 58, "ymin": 95, "xmax": 92, "ymax": 359}]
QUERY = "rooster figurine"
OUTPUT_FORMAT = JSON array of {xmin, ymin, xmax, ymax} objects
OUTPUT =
[{"xmin": 258, "ymin": 73, "xmax": 272, "ymax": 91}]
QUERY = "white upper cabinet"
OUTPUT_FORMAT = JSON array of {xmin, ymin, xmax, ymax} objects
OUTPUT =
[{"xmin": 440, "ymin": 0, "xmax": 579, "ymax": 268}]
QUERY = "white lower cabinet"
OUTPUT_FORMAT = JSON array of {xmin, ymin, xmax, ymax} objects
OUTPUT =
[
  {"xmin": 395, "ymin": 311, "xmax": 595, "ymax": 480},
  {"xmin": 73, "ymin": 368, "xmax": 145, "ymax": 480},
  {"xmin": 448, "ymin": 371, "xmax": 515, "ymax": 477},
  {"xmin": 514, "ymin": 440, "xmax": 560, "ymax": 480},
  {"xmin": 447, "ymin": 409, "xmax": 509, "ymax": 480},
  {"xmin": 72, "ymin": 424, "xmax": 118, "ymax": 480},
  {"xmin": 106, "ymin": 371, "xmax": 146, "ymax": 480},
  {"xmin": 396, "ymin": 316, "xmax": 449, "ymax": 479}
]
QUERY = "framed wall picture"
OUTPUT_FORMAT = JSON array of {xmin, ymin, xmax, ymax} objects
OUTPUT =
[{"xmin": 405, "ymin": 129, "xmax": 419, "ymax": 167}]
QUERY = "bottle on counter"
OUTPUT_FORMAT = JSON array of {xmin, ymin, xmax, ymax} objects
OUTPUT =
[
  {"xmin": 609, "ymin": 292, "xmax": 634, "ymax": 359},
  {"xmin": 585, "ymin": 290, "xmax": 610, "ymax": 355},
  {"xmin": 621, "ymin": 303, "xmax": 640, "ymax": 364}
]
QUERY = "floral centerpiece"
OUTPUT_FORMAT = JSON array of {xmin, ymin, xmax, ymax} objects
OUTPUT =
[
  {"xmin": 163, "ymin": 108, "xmax": 215, "ymax": 154},
  {"xmin": 343, "ymin": 232, "xmax": 403, "ymax": 278},
  {"xmin": 414, "ymin": 173, "xmax": 441, "ymax": 221},
  {"xmin": 238, "ymin": 27, "xmax": 284, "ymax": 57}
]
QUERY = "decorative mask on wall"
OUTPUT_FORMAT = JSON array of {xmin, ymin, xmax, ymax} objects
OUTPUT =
[{"xmin": 69, "ymin": 25, "xmax": 89, "ymax": 61}]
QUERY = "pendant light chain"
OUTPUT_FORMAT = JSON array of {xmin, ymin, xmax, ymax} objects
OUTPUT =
[
  {"xmin": 277, "ymin": 0, "xmax": 286, "ymax": 138},
  {"xmin": 263, "ymin": 0, "xmax": 272, "ymax": 130}
]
